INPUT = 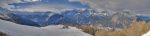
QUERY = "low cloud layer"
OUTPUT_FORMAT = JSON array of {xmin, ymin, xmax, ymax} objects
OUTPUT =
[
  {"xmin": 0, "ymin": 0, "xmax": 150, "ymax": 16},
  {"xmin": 78, "ymin": 0, "xmax": 150, "ymax": 15},
  {"xmin": 7, "ymin": 0, "xmax": 89, "ymax": 12},
  {"xmin": 0, "ymin": 0, "xmax": 22, "ymax": 9},
  {"xmin": 10, "ymin": 4, "xmax": 80, "ymax": 12}
]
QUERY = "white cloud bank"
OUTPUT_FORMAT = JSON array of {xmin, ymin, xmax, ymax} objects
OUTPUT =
[
  {"xmin": 0, "ymin": 0, "xmax": 22, "ymax": 9},
  {"xmin": 10, "ymin": 4, "xmax": 78, "ymax": 12},
  {"xmin": 0, "ymin": 19, "xmax": 92, "ymax": 36},
  {"xmin": 78, "ymin": 0, "xmax": 150, "ymax": 15},
  {"xmin": 0, "ymin": 0, "xmax": 150, "ymax": 16}
]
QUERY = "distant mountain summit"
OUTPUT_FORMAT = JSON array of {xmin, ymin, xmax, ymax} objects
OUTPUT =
[{"xmin": 136, "ymin": 16, "xmax": 150, "ymax": 22}]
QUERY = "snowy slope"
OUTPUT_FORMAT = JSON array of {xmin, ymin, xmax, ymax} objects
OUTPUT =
[
  {"xmin": 0, "ymin": 19, "xmax": 92, "ymax": 36},
  {"xmin": 142, "ymin": 31, "xmax": 150, "ymax": 36}
]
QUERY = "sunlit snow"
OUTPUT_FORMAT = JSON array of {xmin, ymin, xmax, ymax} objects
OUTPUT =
[
  {"xmin": 142, "ymin": 31, "xmax": 150, "ymax": 36},
  {"xmin": 0, "ymin": 19, "xmax": 92, "ymax": 36}
]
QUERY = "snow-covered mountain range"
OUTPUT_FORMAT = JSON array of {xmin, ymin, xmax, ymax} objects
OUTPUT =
[{"xmin": 1, "ymin": 7, "xmax": 150, "ymax": 29}]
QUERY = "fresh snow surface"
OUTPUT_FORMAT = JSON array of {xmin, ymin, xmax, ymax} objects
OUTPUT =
[
  {"xmin": 0, "ymin": 19, "xmax": 92, "ymax": 36},
  {"xmin": 142, "ymin": 31, "xmax": 150, "ymax": 36}
]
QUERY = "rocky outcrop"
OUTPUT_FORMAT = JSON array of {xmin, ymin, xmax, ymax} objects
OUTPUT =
[{"xmin": 0, "ymin": 32, "xmax": 7, "ymax": 36}]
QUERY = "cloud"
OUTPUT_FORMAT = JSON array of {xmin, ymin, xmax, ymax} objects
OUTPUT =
[
  {"xmin": 21, "ymin": 0, "xmax": 41, "ymax": 2},
  {"xmin": 78, "ymin": 0, "xmax": 150, "ymax": 10},
  {"xmin": 78, "ymin": 0, "xmax": 150, "ymax": 15},
  {"xmin": 0, "ymin": 0, "xmax": 150, "ymax": 16},
  {"xmin": 10, "ymin": 4, "xmax": 79, "ymax": 12},
  {"xmin": 7, "ymin": 0, "xmax": 89, "ymax": 12},
  {"xmin": 68, "ymin": 0, "xmax": 80, "ymax": 2},
  {"xmin": 0, "ymin": 0, "xmax": 22, "ymax": 9}
]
